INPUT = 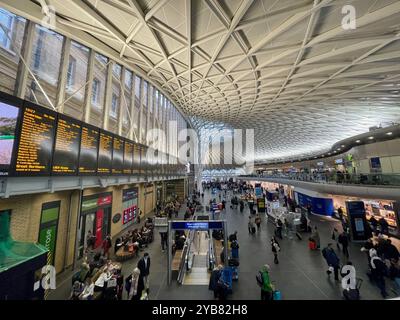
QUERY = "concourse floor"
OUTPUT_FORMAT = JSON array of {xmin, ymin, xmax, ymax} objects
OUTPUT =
[{"xmin": 50, "ymin": 189, "xmax": 399, "ymax": 300}]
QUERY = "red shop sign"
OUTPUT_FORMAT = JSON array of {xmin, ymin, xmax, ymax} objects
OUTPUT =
[{"xmin": 97, "ymin": 195, "xmax": 112, "ymax": 206}]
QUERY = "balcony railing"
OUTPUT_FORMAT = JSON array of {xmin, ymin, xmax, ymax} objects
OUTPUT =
[{"xmin": 240, "ymin": 172, "xmax": 400, "ymax": 187}]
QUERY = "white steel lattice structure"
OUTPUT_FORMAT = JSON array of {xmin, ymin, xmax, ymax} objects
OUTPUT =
[{"xmin": 2, "ymin": 0, "xmax": 400, "ymax": 163}]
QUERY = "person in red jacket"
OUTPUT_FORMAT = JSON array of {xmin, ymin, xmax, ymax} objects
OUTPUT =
[{"xmin": 102, "ymin": 235, "xmax": 112, "ymax": 259}]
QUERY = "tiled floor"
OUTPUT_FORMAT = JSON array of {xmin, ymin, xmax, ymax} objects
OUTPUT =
[{"xmin": 49, "ymin": 189, "xmax": 400, "ymax": 300}]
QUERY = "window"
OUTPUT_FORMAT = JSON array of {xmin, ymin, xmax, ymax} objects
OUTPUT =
[
  {"xmin": 64, "ymin": 41, "xmax": 89, "ymax": 119},
  {"xmin": 0, "ymin": 8, "xmax": 13, "ymax": 50},
  {"xmin": 135, "ymin": 75, "xmax": 141, "ymax": 108},
  {"xmin": 111, "ymin": 93, "xmax": 119, "ymax": 118},
  {"xmin": 66, "ymin": 56, "xmax": 76, "ymax": 88},
  {"xmin": 0, "ymin": 9, "xmax": 26, "ymax": 94},
  {"xmin": 143, "ymin": 80, "xmax": 148, "ymax": 109},
  {"xmin": 26, "ymin": 25, "xmax": 64, "ymax": 108},
  {"xmin": 91, "ymin": 78, "xmax": 100, "ymax": 106}
]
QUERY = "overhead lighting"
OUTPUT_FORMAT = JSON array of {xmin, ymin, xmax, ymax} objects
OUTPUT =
[
  {"xmin": 328, "ymin": 153, "xmax": 331, "ymax": 155},
  {"xmin": 341, "ymin": 145, "xmax": 345, "ymax": 148},
  {"xmin": 333, "ymin": 151, "xmax": 337, "ymax": 153},
  {"xmin": 356, "ymin": 140, "xmax": 361, "ymax": 143},
  {"xmin": 368, "ymin": 136, "xmax": 374, "ymax": 140},
  {"xmin": 386, "ymin": 132, "xmax": 393, "ymax": 135}
]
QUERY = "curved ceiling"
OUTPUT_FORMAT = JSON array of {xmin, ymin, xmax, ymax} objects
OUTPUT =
[{"xmin": 23, "ymin": 0, "xmax": 400, "ymax": 162}]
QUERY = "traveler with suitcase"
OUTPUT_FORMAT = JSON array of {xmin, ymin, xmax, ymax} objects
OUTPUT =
[
  {"xmin": 309, "ymin": 226, "xmax": 320, "ymax": 250},
  {"xmin": 257, "ymin": 264, "xmax": 273, "ymax": 300}
]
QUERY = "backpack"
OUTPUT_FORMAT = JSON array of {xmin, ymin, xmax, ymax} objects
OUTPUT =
[{"xmin": 256, "ymin": 271, "xmax": 264, "ymax": 287}]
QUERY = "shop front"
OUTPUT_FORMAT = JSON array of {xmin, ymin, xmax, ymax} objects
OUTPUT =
[
  {"xmin": 331, "ymin": 194, "xmax": 400, "ymax": 237},
  {"xmin": 78, "ymin": 193, "xmax": 112, "ymax": 259},
  {"xmin": 122, "ymin": 187, "xmax": 139, "ymax": 229}
]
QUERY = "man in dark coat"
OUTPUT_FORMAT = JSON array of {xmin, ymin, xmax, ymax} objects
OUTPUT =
[
  {"xmin": 322, "ymin": 243, "xmax": 340, "ymax": 280},
  {"xmin": 338, "ymin": 231, "xmax": 350, "ymax": 258},
  {"xmin": 137, "ymin": 253, "xmax": 150, "ymax": 294}
]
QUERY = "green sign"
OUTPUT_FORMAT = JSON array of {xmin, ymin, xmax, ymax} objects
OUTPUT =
[
  {"xmin": 38, "ymin": 225, "xmax": 57, "ymax": 263},
  {"xmin": 38, "ymin": 202, "xmax": 60, "ymax": 265},
  {"xmin": 81, "ymin": 198, "xmax": 98, "ymax": 212}
]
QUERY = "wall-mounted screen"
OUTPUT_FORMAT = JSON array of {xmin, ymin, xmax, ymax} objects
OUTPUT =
[
  {"xmin": 52, "ymin": 115, "xmax": 81, "ymax": 175},
  {"xmin": 123, "ymin": 141, "xmax": 133, "ymax": 175},
  {"xmin": 0, "ymin": 99, "xmax": 20, "ymax": 176},
  {"xmin": 79, "ymin": 124, "xmax": 99, "ymax": 175},
  {"xmin": 97, "ymin": 131, "xmax": 113, "ymax": 174},
  {"xmin": 14, "ymin": 103, "xmax": 56, "ymax": 175},
  {"xmin": 112, "ymin": 136, "xmax": 124, "ymax": 175}
]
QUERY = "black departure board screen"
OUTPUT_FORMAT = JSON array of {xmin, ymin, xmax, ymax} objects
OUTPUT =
[
  {"xmin": 112, "ymin": 137, "xmax": 124, "ymax": 175},
  {"xmin": 79, "ymin": 124, "xmax": 99, "ymax": 175},
  {"xmin": 98, "ymin": 131, "xmax": 113, "ymax": 174},
  {"xmin": 52, "ymin": 115, "xmax": 81, "ymax": 175},
  {"xmin": 0, "ymin": 96, "xmax": 21, "ymax": 176},
  {"xmin": 123, "ymin": 141, "xmax": 133, "ymax": 174},
  {"xmin": 15, "ymin": 104, "xmax": 56, "ymax": 175}
]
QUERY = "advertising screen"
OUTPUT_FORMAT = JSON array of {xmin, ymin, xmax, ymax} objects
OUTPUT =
[
  {"xmin": 112, "ymin": 136, "xmax": 124, "ymax": 175},
  {"xmin": 97, "ymin": 131, "xmax": 113, "ymax": 174},
  {"xmin": 123, "ymin": 141, "xmax": 133, "ymax": 174},
  {"xmin": 78, "ymin": 124, "xmax": 99, "ymax": 175},
  {"xmin": 52, "ymin": 115, "xmax": 81, "ymax": 175},
  {"xmin": 0, "ymin": 99, "xmax": 20, "ymax": 176},
  {"xmin": 14, "ymin": 103, "xmax": 57, "ymax": 175}
]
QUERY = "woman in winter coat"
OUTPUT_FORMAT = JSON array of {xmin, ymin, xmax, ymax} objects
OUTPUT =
[
  {"xmin": 128, "ymin": 268, "xmax": 144, "ymax": 300},
  {"xmin": 260, "ymin": 264, "xmax": 273, "ymax": 300},
  {"xmin": 271, "ymin": 237, "xmax": 280, "ymax": 264}
]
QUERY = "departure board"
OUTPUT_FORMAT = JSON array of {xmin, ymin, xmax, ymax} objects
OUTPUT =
[
  {"xmin": 97, "ymin": 131, "xmax": 113, "ymax": 174},
  {"xmin": 78, "ymin": 124, "xmax": 99, "ymax": 175},
  {"xmin": 123, "ymin": 141, "xmax": 133, "ymax": 174},
  {"xmin": 112, "ymin": 137, "xmax": 124, "ymax": 174},
  {"xmin": 15, "ymin": 105, "xmax": 56, "ymax": 175},
  {"xmin": 52, "ymin": 115, "xmax": 81, "ymax": 174}
]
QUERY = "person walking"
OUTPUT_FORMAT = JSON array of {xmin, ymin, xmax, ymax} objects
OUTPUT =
[
  {"xmin": 368, "ymin": 248, "xmax": 388, "ymax": 298},
  {"xmin": 127, "ymin": 268, "xmax": 144, "ymax": 300},
  {"xmin": 310, "ymin": 226, "xmax": 320, "ymax": 249},
  {"xmin": 332, "ymin": 227, "xmax": 341, "ymax": 250},
  {"xmin": 322, "ymin": 243, "xmax": 340, "ymax": 281},
  {"xmin": 275, "ymin": 218, "xmax": 283, "ymax": 239},
  {"xmin": 369, "ymin": 216, "xmax": 378, "ymax": 235},
  {"xmin": 248, "ymin": 216, "xmax": 256, "ymax": 235},
  {"xmin": 338, "ymin": 231, "xmax": 350, "ymax": 259},
  {"xmin": 259, "ymin": 264, "xmax": 273, "ymax": 300},
  {"xmin": 160, "ymin": 231, "xmax": 168, "ymax": 252},
  {"xmin": 271, "ymin": 237, "xmax": 281, "ymax": 264},
  {"xmin": 102, "ymin": 235, "xmax": 112, "ymax": 259},
  {"xmin": 255, "ymin": 214, "xmax": 262, "ymax": 231},
  {"xmin": 137, "ymin": 252, "xmax": 151, "ymax": 295}
]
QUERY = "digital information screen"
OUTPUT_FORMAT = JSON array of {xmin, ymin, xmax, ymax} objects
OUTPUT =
[
  {"xmin": 97, "ymin": 131, "xmax": 113, "ymax": 174},
  {"xmin": 171, "ymin": 221, "xmax": 224, "ymax": 230},
  {"xmin": 52, "ymin": 115, "xmax": 81, "ymax": 174},
  {"xmin": 112, "ymin": 137, "xmax": 124, "ymax": 175},
  {"xmin": 79, "ymin": 125, "xmax": 99, "ymax": 175},
  {"xmin": 123, "ymin": 141, "xmax": 133, "ymax": 174},
  {"xmin": 15, "ymin": 105, "xmax": 56, "ymax": 175},
  {"xmin": 0, "ymin": 100, "xmax": 20, "ymax": 176}
]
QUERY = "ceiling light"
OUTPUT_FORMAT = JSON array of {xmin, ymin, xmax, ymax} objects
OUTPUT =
[
  {"xmin": 333, "ymin": 151, "xmax": 337, "ymax": 153},
  {"xmin": 368, "ymin": 136, "xmax": 374, "ymax": 140},
  {"xmin": 328, "ymin": 153, "xmax": 331, "ymax": 155},
  {"xmin": 356, "ymin": 140, "xmax": 361, "ymax": 143},
  {"xmin": 341, "ymin": 145, "xmax": 345, "ymax": 148},
  {"xmin": 386, "ymin": 132, "xmax": 393, "ymax": 135}
]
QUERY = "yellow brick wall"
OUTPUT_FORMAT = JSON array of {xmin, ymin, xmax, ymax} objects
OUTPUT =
[{"xmin": 0, "ymin": 191, "xmax": 74, "ymax": 274}]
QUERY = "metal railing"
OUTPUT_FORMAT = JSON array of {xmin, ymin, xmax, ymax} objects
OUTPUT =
[{"xmin": 241, "ymin": 172, "xmax": 400, "ymax": 187}]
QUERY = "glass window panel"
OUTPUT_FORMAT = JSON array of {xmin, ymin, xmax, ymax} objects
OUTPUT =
[
  {"xmin": 134, "ymin": 75, "xmax": 141, "ymax": 108},
  {"xmin": 26, "ymin": 25, "xmax": 64, "ymax": 109},
  {"xmin": 143, "ymin": 80, "xmax": 148, "ymax": 109},
  {"xmin": 122, "ymin": 69, "xmax": 133, "ymax": 137},
  {"xmin": 149, "ymin": 84, "xmax": 153, "ymax": 114},
  {"xmin": 109, "ymin": 63, "xmax": 121, "ymax": 133},
  {"xmin": 89, "ymin": 53, "xmax": 108, "ymax": 125},
  {"xmin": 0, "ymin": 9, "xmax": 26, "ymax": 94},
  {"xmin": 64, "ymin": 41, "xmax": 89, "ymax": 120}
]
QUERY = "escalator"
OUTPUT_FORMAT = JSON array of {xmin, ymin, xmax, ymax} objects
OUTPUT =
[{"xmin": 177, "ymin": 214, "xmax": 216, "ymax": 286}]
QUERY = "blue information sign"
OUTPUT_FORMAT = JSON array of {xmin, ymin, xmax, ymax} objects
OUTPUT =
[{"xmin": 171, "ymin": 221, "xmax": 224, "ymax": 230}]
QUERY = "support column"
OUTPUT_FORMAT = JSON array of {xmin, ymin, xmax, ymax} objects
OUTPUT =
[
  {"xmin": 83, "ymin": 49, "xmax": 95, "ymax": 123},
  {"xmin": 14, "ymin": 20, "xmax": 35, "ymax": 99},
  {"xmin": 56, "ymin": 38, "xmax": 72, "ymax": 113}
]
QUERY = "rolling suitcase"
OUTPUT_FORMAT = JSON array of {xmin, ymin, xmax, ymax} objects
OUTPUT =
[
  {"xmin": 252, "ymin": 226, "xmax": 256, "ymax": 234},
  {"xmin": 308, "ymin": 240, "xmax": 316, "ymax": 250}
]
